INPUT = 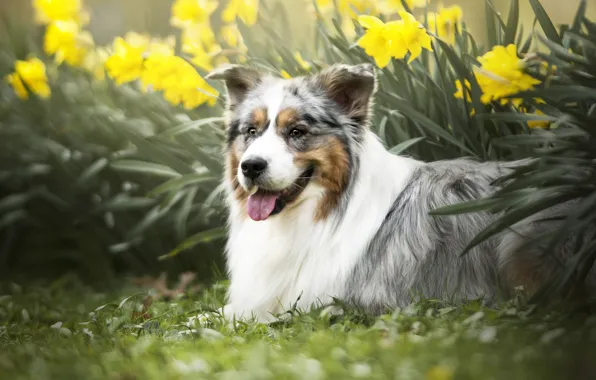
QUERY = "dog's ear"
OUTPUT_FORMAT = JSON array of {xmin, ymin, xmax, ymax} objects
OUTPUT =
[
  {"xmin": 311, "ymin": 63, "xmax": 377, "ymax": 124},
  {"xmin": 206, "ymin": 64, "xmax": 262, "ymax": 108}
]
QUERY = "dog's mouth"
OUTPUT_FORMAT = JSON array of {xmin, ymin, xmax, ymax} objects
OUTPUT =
[{"xmin": 247, "ymin": 166, "xmax": 314, "ymax": 221}]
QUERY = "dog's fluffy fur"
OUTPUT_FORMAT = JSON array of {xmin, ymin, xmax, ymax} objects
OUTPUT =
[{"xmin": 206, "ymin": 63, "xmax": 594, "ymax": 322}]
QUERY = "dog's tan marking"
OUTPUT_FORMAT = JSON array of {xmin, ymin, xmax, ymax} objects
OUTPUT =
[
  {"xmin": 250, "ymin": 107, "xmax": 268, "ymax": 132},
  {"xmin": 294, "ymin": 136, "xmax": 350, "ymax": 221},
  {"xmin": 227, "ymin": 138, "xmax": 248, "ymax": 213},
  {"xmin": 501, "ymin": 254, "xmax": 545, "ymax": 296},
  {"xmin": 275, "ymin": 108, "xmax": 300, "ymax": 133}
]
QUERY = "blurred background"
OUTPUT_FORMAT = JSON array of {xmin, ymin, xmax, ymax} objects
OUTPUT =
[
  {"xmin": 0, "ymin": 0, "xmax": 594, "ymax": 290},
  {"xmin": 2, "ymin": 0, "xmax": 595, "ymax": 46}
]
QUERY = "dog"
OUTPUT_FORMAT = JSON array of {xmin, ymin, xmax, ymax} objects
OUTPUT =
[{"xmin": 205, "ymin": 63, "xmax": 593, "ymax": 323}]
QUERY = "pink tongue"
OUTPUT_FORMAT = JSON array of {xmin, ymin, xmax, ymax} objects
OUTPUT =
[{"xmin": 247, "ymin": 193, "xmax": 278, "ymax": 221}]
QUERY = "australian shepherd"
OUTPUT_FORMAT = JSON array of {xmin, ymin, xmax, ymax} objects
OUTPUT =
[{"xmin": 205, "ymin": 63, "xmax": 593, "ymax": 323}]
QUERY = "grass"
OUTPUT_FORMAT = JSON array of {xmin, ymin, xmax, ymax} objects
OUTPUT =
[{"xmin": 1, "ymin": 277, "xmax": 595, "ymax": 380}]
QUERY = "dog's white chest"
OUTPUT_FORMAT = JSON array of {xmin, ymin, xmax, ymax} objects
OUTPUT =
[{"xmin": 225, "ymin": 197, "xmax": 350, "ymax": 320}]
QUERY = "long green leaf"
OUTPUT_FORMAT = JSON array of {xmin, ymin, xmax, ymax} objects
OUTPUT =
[
  {"xmin": 159, "ymin": 117, "xmax": 225, "ymax": 138},
  {"xmin": 147, "ymin": 173, "xmax": 218, "ymax": 198},
  {"xmin": 111, "ymin": 160, "xmax": 181, "ymax": 178},
  {"xmin": 388, "ymin": 137, "xmax": 425, "ymax": 155},
  {"xmin": 158, "ymin": 227, "xmax": 227, "ymax": 261},
  {"xmin": 120, "ymin": 128, "xmax": 195, "ymax": 175},
  {"xmin": 529, "ymin": 0, "xmax": 562, "ymax": 45},
  {"xmin": 504, "ymin": 0, "xmax": 519, "ymax": 45}
]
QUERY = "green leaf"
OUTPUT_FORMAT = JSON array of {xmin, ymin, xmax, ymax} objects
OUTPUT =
[
  {"xmin": 460, "ymin": 190, "xmax": 571, "ymax": 255},
  {"xmin": 111, "ymin": 160, "xmax": 181, "ymax": 178},
  {"xmin": 159, "ymin": 117, "xmax": 225, "ymax": 138},
  {"xmin": 381, "ymin": 103, "xmax": 475, "ymax": 156},
  {"xmin": 95, "ymin": 195, "xmax": 155, "ymax": 213},
  {"xmin": 119, "ymin": 129, "xmax": 195, "ymax": 175},
  {"xmin": 76, "ymin": 157, "xmax": 108, "ymax": 186},
  {"xmin": 388, "ymin": 137, "xmax": 425, "ymax": 155},
  {"xmin": 484, "ymin": 0, "xmax": 499, "ymax": 47},
  {"xmin": 147, "ymin": 173, "xmax": 218, "ymax": 198},
  {"xmin": 504, "ymin": 0, "xmax": 519, "ymax": 45},
  {"xmin": 570, "ymin": 0, "xmax": 587, "ymax": 34},
  {"xmin": 529, "ymin": 0, "xmax": 562, "ymax": 45},
  {"xmin": 158, "ymin": 227, "xmax": 227, "ymax": 261}
]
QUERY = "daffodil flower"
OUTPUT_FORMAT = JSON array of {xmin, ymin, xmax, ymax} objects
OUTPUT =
[
  {"xmin": 357, "ymin": 15, "xmax": 395, "ymax": 68},
  {"xmin": 170, "ymin": 0, "xmax": 218, "ymax": 29},
  {"xmin": 222, "ymin": 0, "xmax": 259, "ymax": 26},
  {"xmin": 105, "ymin": 37, "xmax": 146, "ymax": 85},
  {"xmin": 395, "ymin": 11, "xmax": 433, "ymax": 63},
  {"xmin": 44, "ymin": 20, "xmax": 94, "ymax": 66},
  {"xmin": 33, "ymin": 0, "xmax": 89, "ymax": 25},
  {"xmin": 6, "ymin": 57, "xmax": 51, "ymax": 99},
  {"xmin": 428, "ymin": 6, "xmax": 463, "ymax": 45}
]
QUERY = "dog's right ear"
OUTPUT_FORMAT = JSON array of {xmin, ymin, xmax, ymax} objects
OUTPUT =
[{"xmin": 206, "ymin": 64, "xmax": 262, "ymax": 108}]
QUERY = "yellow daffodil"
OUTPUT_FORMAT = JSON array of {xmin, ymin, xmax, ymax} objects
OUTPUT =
[
  {"xmin": 428, "ymin": 5, "xmax": 463, "ymax": 44},
  {"xmin": 82, "ymin": 47, "xmax": 109, "ymax": 81},
  {"xmin": 33, "ymin": 0, "xmax": 89, "ymax": 25},
  {"xmin": 164, "ymin": 58, "xmax": 218, "ymax": 108},
  {"xmin": 149, "ymin": 36, "xmax": 176, "ymax": 56},
  {"xmin": 142, "ymin": 54, "xmax": 180, "ymax": 92},
  {"xmin": 526, "ymin": 109, "xmax": 550, "ymax": 128},
  {"xmin": 170, "ymin": 0, "xmax": 218, "ymax": 29},
  {"xmin": 44, "ymin": 20, "xmax": 94, "ymax": 66},
  {"xmin": 312, "ymin": 0, "xmax": 379, "ymax": 20},
  {"xmin": 380, "ymin": 0, "xmax": 427, "ymax": 14},
  {"xmin": 7, "ymin": 57, "xmax": 51, "ymax": 99},
  {"xmin": 142, "ymin": 53, "xmax": 219, "ymax": 109},
  {"xmin": 220, "ymin": 24, "xmax": 243, "ymax": 49},
  {"xmin": 357, "ymin": 15, "xmax": 396, "ymax": 68},
  {"xmin": 279, "ymin": 52, "xmax": 312, "ymax": 78},
  {"xmin": 191, "ymin": 43, "xmax": 223, "ymax": 72},
  {"xmin": 222, "ymin": 0, "xmax": 259, "ymax": 26},
  {"xmin": 122, "ymin": 32, "xmax": 151, "ymax": 51},
  {"xmin": 5, "ymin": 73, "xmax": 29, "ymax": 100},
  {"xmin": 454, "ymin": 78, "xmax": 471, "ymax": 102},
  {"xmin": 394, "ymin": 11, "xmax": 433, "ymax": 63},
  {"xmin": 475, "ymin": 44, "xmax": 540, "ymax": 105},
  {"xmin": 182, "ymin": 23, "xmax": 223, "ymax": 72},
  {"xmin": 358, "ymin": 12, "xmax": 432, "ymax": 67},
  {"xmin": 105, "ymin": 37, "xmax": 146, "ymax": 85},
  {"xmin": 182, "ymin": 23, "xmax": 217, "ymax": 52},
  {"xmin": 294, "ymin": 52, "xmax": 312, "ymax": 71}
]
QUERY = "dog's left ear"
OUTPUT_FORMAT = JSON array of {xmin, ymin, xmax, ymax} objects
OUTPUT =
[
  {"xmin": 206, "ymin": 64, "xmax": 262, "ymax": 109},
  {"xmin": 312, "ymin": 63, "xmax": 377, "ymax": 124}
]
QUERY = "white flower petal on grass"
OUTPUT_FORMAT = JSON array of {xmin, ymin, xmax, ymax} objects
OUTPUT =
[
  {"xmin": 541, "ymin": 328, "xmax": 565, "ymax": 344},
  {"xmin": 462, "ymin": 311, "xmax": 484, "ymax": 325},
  {"xmin": 172, "ymin": 358, "xmax": 211, "ymax": 374},
  {"xmin": 351, "ymin": 362, "xmax": 372, "ymax": 378},
  {"xmin": 478, "ymin": 326, "xmax": 497, "ymax": 343}
]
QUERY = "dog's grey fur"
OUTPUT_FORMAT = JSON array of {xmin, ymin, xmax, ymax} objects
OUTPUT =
[{"xmin": 346, "ymin": 160, "xmax": 510, "ymax": 311}]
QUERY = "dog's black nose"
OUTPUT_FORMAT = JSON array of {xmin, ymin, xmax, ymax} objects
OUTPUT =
[{"xmin": 241, "ymin": 158, "xmax": 268, "ymax": 179}]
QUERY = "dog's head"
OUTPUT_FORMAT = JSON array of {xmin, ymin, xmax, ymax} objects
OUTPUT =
[{"xmin": 207, "ymin": 63, "xmax": 377, "ymax": 222}]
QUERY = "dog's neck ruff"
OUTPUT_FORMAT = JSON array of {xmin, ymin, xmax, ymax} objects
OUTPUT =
[{"xmin": 224, "ymin": 130, "xmax": 421, "ymax": 321}]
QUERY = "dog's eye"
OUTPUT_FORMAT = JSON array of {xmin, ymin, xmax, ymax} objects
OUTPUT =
[
  {"xmin": 289, "ymin": 128, "xmax": 305, "ymax": 138},
  {"xmin": 247, "ymin": 127, "xmax": 258, "ymax": 136}
]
